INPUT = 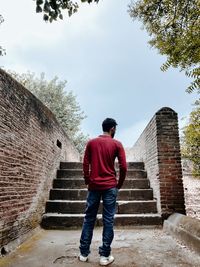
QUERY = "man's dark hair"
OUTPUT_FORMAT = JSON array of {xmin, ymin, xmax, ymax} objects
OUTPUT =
[{"xmin": 102, "ymin": 118, "xmax": 118, "ymax": 132}]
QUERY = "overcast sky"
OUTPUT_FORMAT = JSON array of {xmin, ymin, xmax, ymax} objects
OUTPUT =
[{"xmin": 0, "ymin": 0, "xmax": 198, "ymax": 147}]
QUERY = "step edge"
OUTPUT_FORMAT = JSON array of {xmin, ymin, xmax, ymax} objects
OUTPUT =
[
  {"xmin": 42, "ymin": 213, "xmax": 161, "ymax": 218},
  {"xmin": 53, "ymin": 178, "xmax": 150, "ymax": 181},
  {"xmin": 58, "ymin": 170, "xmax": 146, "ymax": 173},
  {"xmin": 50, "ymin": 188, "xmax": 153, "ymax": 191},
  {"xmin": 46, "ymin": 200, "xmax": 157, "ymax": 203}
]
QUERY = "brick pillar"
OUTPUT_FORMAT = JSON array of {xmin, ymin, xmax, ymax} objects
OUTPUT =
[{"xmin": 156, "ymin": 107, "xmax": 186, "ymax": 219}]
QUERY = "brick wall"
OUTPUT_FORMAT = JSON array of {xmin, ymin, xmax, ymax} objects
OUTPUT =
[
  {"xmin": 127, "ymin": 107, "xmax": 186, "ymax": 219},
  {"xmin": 0, "ymin": 69, "xmax": 80, "ymax": 252}
]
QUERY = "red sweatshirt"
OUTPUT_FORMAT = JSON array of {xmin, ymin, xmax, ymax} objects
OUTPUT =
[{"xmin": 83, "ymin": 135, "xmax": 127, "ymax": 190}]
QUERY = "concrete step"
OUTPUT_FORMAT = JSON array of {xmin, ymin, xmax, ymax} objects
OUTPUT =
[
  {"xmin": 60, "ymin": 162, "xmax": 145, "ymax": 170},
  {"xmin": 60, "ymin": 162, "xmax": 82, "ymax": 170},
  {"xmin": 50, "ymin": 188, "xmax": 153, "ymax": 201},
  {"xmin": 41, "ymin": 213, "xmax": 162, "ymax": 229},
  {"xmin": 56, "ymin": 169, "xmax": 147, "ymax": 179},
  {"xmin": 41, "ymin": 161, "xmax": 161, "ymax": 229},
  {"xmin": 45, "ymin": 200, "xmax": 157, "ymax": 214},
  {"xmin": 53, "ymin": 178, "xmax": 150, "ymax": 189},
  {"xmin": 116, "ymin": 162, "xmax": 145, "ymax": 170}
]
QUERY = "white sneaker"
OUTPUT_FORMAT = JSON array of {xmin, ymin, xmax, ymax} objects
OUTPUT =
[
  {"xmin": 99, "ymin": 255, "xmax": 114, "ymax": 266},
  {"xmin": 78, "ymin": 254, "xmax": 88, "ymax": 262}
]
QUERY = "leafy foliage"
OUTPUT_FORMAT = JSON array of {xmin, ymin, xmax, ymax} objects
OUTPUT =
[
  {"xmin": 35, "ymin": 0, "xmax": 99, "ymax": 22},
  {"xmin": 9, "ymin": 70, "xmax": 88, "ymax": 154},
  {"xmin": 181, "ymin": 100, "xmax": 200, "ymax": 177},
  {"xmin": 129, "ymin": 0, "xmax": 200, "ymax": 93},
  {"xmin": 0, "ymin": 15, "xmax": 6, "ymax": 56}
]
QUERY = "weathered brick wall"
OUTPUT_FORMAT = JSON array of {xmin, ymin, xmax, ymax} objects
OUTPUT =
[
  {"xmin": 127, "ymin": 107, "xmax": 185, "ymax": 219},
  {"xmin": 0, "ymin": 69, "xmax": 80, "ymax": 252}
]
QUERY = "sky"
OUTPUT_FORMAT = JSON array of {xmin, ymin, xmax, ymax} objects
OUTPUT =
[{"xmin": 0, "ymin": 0, "xmax": 198, "ymax": 147}]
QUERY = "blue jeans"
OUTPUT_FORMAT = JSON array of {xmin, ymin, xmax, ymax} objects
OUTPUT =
[{"xmin": 79, "ymin": 187, "xmax": 118, "ymax": 257}]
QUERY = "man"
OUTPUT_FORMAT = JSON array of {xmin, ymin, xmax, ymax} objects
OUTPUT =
[{"xmin": 79, "ymin": 118, "xmax": 127, "ymax": 266}]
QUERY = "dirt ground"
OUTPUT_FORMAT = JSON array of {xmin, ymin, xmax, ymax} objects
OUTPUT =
[
  {"xmin": 183, "ymin": 175, "xmax": 200, "ymax": 220},
  {"xmin": 0, "ymin": 227, "xmax": 200, "ymax": 267}
]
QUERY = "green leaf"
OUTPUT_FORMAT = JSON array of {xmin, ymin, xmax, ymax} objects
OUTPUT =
[
  {"xmin": 43, "ymin": 14, "xmax": 49, "ymax": 21},
  {"xmin": 36, "ymin": 0, "xmax": 43, "ymax": 5},
  {"xmin": 36, "ymin": 5, "xmax": 43, "ymax": 13},
  {"xmin": 44, "ymin": 2, "xmax": 50, "ymax": 13},
  {"xmin": 129, "ymin": 0, "xmax": 200, "ymax": 93}
]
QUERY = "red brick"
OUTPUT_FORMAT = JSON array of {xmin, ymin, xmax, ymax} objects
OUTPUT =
[{"xmin": 0, "ymin": 69, "xmax": 80, "ymax": 249}]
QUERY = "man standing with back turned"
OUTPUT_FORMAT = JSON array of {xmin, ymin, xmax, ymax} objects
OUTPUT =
[{"xmin": 79, "ymin": 118, "xmax": 127, "ymax": 266}]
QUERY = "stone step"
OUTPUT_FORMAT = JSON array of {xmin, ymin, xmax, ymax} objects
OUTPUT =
[
  {"xmin": 120, "ymin": 162, "xmax": 144, "ymax": 170},
  {"xmin": 53, "ymin": 178, "xmax": 150, "ymax": 189},
  {"xmin": 41, "ymin": 213, "xmax": 162, "ymax": 229},
  {"xmin": 60, "ymin": 162, "xmax": 82, "ymax": 170},
  {"xmin": 60, "ymin": 162, "xmax": 145, "ymax": 170},
  {"xmin": 50, "ymin": 188, "xmax": 153, "ymax": 201},
  {"xmin": 41, "ymin": 161, "xmax": 161, "ymax": 229},
  {"xmin": 56, "ymin": 169, "xmax": 147, "ymax": 179},
  {"xmin": 45, "ymin": 200, "xmax": 157, "ymax": 214}
]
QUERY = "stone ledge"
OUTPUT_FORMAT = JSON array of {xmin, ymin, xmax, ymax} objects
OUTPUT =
[
  {"xmin": 0, "ymin": 226, "xmax": 41, "ymax": 256},
  {"xmin": 163, "ymin": 213, "xmax": 200, "ymax": 254}
]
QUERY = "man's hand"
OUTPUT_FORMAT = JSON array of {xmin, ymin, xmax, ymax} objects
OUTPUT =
[
  {"xmin": 84, "ymin": 177, "xmax": 89, "ymax": 185},
  {"xmin": 116, "ymin": 184, "xmax": 121, "ymax": 190}
]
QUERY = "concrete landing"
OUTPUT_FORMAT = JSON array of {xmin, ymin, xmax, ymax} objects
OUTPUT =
[{"xmin": 0, "ymin": 227, "xmax": 200, "ymax": 267}]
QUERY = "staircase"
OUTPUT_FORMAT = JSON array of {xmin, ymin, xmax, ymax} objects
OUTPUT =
[{"xmin": 41, "ymin": 162, "xmax": 162, "ymax": 229}]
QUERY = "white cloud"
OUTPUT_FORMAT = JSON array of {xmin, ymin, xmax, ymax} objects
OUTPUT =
[
  {"xmin": 0, "ymin": 0, "xmax": 110, "ymax": 73},
  {"xmin": 179, "ymin": 115, "xmax": 189, "ymax": 129},
  {"xmin": 0, "ymin": 0, "xmax": 196, "ymax": 144},
  {"xmin": 0, "ymin": 0, "xmax": 108, "ymax": 50},
  {"xmin": 117, "ymin": 119, "xmax": 148, "ymax": 148}
]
